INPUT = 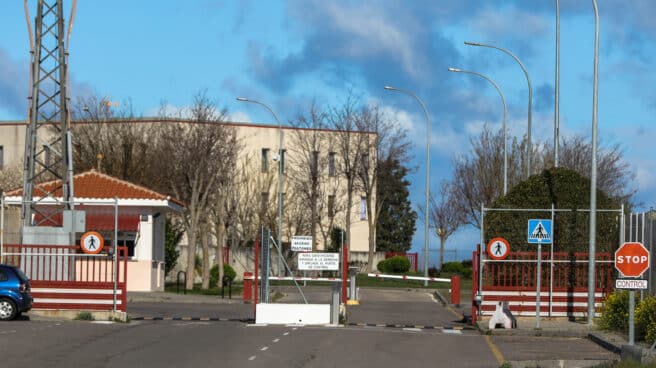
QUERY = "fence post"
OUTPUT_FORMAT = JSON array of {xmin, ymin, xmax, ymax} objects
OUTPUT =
[
  {"xmin": 451, "ymin": 275, "xmax": 460, "ymax": 305},
  {"xmin": 243, "ymin": 271, "xmax": 253, "ymax": 303},
  {"xmin": 472, "ymin": 245, "xmax": 480, "ymax": 325},
  {"xmin": 342, "ymin": 243, "xmax": 348, "ymax": 305}
]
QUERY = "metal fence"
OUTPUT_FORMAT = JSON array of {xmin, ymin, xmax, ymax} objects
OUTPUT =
[{"xmin": 626, "ymin": 210, "xmax": 656, "ymax": 295}]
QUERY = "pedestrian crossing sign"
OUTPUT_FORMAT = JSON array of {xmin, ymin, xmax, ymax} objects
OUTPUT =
[{"xmin": 527, "ymin": 219, "xmax": 552, "ymax": 244}]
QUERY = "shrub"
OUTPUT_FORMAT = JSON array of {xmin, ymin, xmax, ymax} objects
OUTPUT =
[
  {"xmin": 377, "ymin": 256, "xmax": 410, "ymax": 274},
  {"xmin": 599, "ymin": 291, "xmax": 630, "ymax": 332},
  {"xmin": 636, "ymin": 295, "xmax": 656, "ymax": 343},
  {"xmin": 74, "ymin": 311, "xmax": 94, "ymax": 321},
  {"xmin": 428, "ymin": 266, "xmax": 440, "ymax": 278},
  {"xmin": 210, "ymin": 264, "xmax": 237, "ymax": 286},
  {"xmin": 441, "ymin": 261, "xmax": 472, "ymax": 278}
]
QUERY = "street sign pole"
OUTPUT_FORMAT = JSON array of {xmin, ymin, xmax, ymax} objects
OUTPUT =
[
  {"xmin": 629, "ymin": 289, "xmax": 635, "ymax": 345},
  {"xmin": 536, "ymin": 242, "xmax": 541, "ymax": 330}
]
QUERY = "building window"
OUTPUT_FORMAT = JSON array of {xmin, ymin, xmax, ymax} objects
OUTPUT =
[
  {"xmin": 360, "ymin": 153, "xmax": 369, "ymax": 176},
  {"xmin": 360, "ymin": 196, "xmax": 367, "ymax": 220},
  {"xmin": 328, "ymin": 195, "xmax": 335, "ymax": 218},
  {"xmin": 261, "ymin": 148, "xmax": 269, "ymax": 172},
  {"xmin": 280, "ymin": 149, "xmax": 286, "ymax": 174},
  {"xmin": 0, "ymin": 145, "xmax": 3, "ymax": 170},
  {"xmin": 261, "ymin": 192, "xmax": 269, "ymax": 212},
  {"xmin": 328, "ymin": 152, "xmax": 336, "ymax": 176}
]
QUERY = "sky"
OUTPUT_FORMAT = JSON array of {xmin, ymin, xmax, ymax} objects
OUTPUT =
[{"xmin": 1, "ymin": 1, "xmax": 655, "ymax": 265}]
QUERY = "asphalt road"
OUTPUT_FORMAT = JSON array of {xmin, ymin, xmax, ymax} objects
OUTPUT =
[{"xmin": 0, "ymin": 287, "xmax": 617, "ymax": 367}]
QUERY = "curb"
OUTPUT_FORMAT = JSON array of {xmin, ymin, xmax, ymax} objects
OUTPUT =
[
  {"xmin": 130, "ymin": 316, "xmax": 253, "ymax": 323},
  {"xmin": 588, "ymin": 332, "xmax": 622, "ymax": 354},
  {"xmin": 346, "ymin": 322, "xmax": 475, "ymax": 331}
]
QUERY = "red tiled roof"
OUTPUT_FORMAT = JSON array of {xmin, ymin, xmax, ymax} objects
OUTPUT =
[{"xmin": 7, "ymin": 169, "xmax": 183, "ymax": 207}]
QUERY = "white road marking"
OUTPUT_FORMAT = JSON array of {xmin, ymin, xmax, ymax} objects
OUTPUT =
[
  {"xmin": 443, "ymin": 329, "xmax": 462, "ymax": 334},
  {"xmin": 273, "ymin": 338, "xmax": 280, "ymax": 343},
  {"xmin": 283, "ymin": 332, "xmax": 289, "ymax": 336},
  {"xmin": 249, "ymin": 356, "xmax": 256, "ymax": 361},
  {"xmin": 402, "ymin": 328, "xmax": 422, "ymax": 333},
  {"xmin": 261, "ymin": 346, "xmax": 269, "ymax": 351}
]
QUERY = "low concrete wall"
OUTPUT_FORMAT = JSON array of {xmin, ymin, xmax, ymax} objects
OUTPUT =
[{"xmin": 255, "ymin": 303, "xmax": 330, "ymax": 324}]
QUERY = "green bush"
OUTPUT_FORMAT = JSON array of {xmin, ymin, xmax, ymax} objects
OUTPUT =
[
  {"xmin": 636, "ymin": 295, "xmax": 656, "ymax": 343},
  {"xmin": 210, "ymin": 263, "xmax": 237, "ymax": 286},
  {"xmin": 377, "ymin": 256, "xmax": 410, "ymax": 274},
  {"xmin": 441, "ymin": 261, "xmax": 472, "ymax": 278},
  {"xmin": 599, "ymin": 291, "xmax": 630, "ymax": 332}
]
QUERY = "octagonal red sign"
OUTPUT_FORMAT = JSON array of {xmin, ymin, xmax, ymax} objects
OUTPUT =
[{"xmin": 615, "ymin": 242, "xmax": 650, "ymax": 278}]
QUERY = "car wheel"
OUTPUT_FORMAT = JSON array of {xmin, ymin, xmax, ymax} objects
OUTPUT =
[{"xmin": 0, "ymin": 298, "xmax": 17, "ymax": 321}]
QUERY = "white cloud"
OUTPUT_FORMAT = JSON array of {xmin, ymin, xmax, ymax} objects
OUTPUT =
[
  {"xmin": 468, "ymin": 7, "xmax": 548, "ymax": 40},
  {"xmin": 229, "ymin": 111, "xmax": 252, "ymax": 123}
]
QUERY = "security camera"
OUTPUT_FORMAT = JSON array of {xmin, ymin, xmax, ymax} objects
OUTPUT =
[{"xmin": 272, "ymin": 154, "xmax": 280, "ymax": 162}]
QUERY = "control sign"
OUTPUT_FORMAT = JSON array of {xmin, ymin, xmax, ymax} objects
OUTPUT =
[
  {"xmin": 80, "ymin": 231, "xmax": 104, "ymax": 254},
  {"xmin": 527, "ymin": 219, "xmax": 552, "ymax": 244},
  {"xmin": 298, "ymin": 253, "xmax": 339, "ymax": 271},
  {"xmin": 291, "ymin": 236, "xmax": 313, "ymax": 252},
  {"xmin": 487, "ymin": 237, "xmax": 510, "ymax": 260},
  {"xmin": 616, "ymin": 279, "xmax": 648, "ymax": 290}
]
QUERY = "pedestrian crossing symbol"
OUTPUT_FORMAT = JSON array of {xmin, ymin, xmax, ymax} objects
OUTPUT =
[{"xmin": 527, "ymin": 219, "xmax": 552, "ymax": 244}]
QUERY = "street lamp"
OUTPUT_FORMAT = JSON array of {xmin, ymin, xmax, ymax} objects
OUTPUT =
[
  {"xmin": 588, "ymin": 0, "xmax": 600, "ymax": 327},
  {"xmin": 236, "ymin": 97, "xmax": 284, "ymax": 276},
  {"xmin": 383, "ymin": 86, "xmax": 431, "ymax": 286},
  {"xmin": 448, "ymin": 67, "xmax": 508, "ymax": 195},
  {"xmin": 464, "ymin": 41, "xmax": 532, "ymax": 179}
]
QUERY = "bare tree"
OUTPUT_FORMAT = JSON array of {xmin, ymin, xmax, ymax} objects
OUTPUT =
[
  {"xmin": 355, "ymin": 104, "xmax": 411, "ymax": 272},
  {"xmin": 154, "ymin": 91, "xmax": 236, "ymax": 290},
  {"xmin": 0, "ymin": 162, "xmax": 23, "ymax": 194},
  {"xmin": 428, "ymin": 182, "xmax": 466, "ymax": 270},
  {"xmin": 328, "ymin": 96, "xmax": 368, "ymax": 253}
]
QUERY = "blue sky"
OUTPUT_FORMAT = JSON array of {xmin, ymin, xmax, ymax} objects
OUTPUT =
[{"xmin": 1, "ymin": 1, "xmax": 655, "ymax": 264}]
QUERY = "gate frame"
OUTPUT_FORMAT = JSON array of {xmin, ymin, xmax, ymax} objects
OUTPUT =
[{"xmin": 476, "ymin": 203, "xmax": 624, "ymax": 323}]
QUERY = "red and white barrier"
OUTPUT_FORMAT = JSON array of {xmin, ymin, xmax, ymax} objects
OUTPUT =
[{"xmin": 367, "ymin": 273, "xmax": 451, "ymax": 283}]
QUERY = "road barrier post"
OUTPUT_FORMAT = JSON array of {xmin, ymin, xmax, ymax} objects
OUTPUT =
[
  {"xmin": 451, "ymin": 275, "xmax": 460, "ymax": 305},
  {"xmin": 243, "ymin": 272, "xmax": 253, "ymax": 303}
]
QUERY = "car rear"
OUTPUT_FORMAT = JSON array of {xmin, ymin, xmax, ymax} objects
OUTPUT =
[{"xmin": 0, "ymin": 265, "xmax": 33, "ymax": 320}]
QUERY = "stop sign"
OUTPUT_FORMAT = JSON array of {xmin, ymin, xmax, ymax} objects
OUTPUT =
[{"xmin": 615, "ymin": 242, "xmax": 650, "ymax": 278}]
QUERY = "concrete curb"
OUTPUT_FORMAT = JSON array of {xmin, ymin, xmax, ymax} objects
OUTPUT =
[{"xmin": 504, "ymin": 359, "xmax": 614, "ymax": 368}]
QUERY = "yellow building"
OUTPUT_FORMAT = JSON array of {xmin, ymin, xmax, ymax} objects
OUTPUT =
[{"xmin": 0, "ymin": 119, "xmax": 375, "ymax": 253}]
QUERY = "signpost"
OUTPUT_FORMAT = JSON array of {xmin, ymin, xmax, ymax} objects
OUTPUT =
[
  {"xmin": 614, "ymin": 242, "xmax": 650, "ymax": 345},
  {"xmin": 528, "ymin": 219, "xmax": 552, "ymax": 329},
  {"xmin": 487, "ymin": 237, "xmax": 510, "ymax": 260},
  {"xmin": 291, "ymin": 236, "xmax": 313, "ymax": 252}
]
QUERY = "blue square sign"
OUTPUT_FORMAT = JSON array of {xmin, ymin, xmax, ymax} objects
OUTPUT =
[{"xmin": 528, "ymin": 219, "xmax": 552, "ymax": 244}]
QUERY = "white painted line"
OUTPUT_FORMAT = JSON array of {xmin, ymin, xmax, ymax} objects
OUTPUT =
[
  {"xmin": 260, "ymin": 346, "xmax": 269, "ymax": 351},
  {"xmin": 443, "ymin": 329, "xmax": 462, "ymax": 334},
  {"xmin": 91, "ymin": 321, "xmax": 115, "ymax": 325},
  {"xmin": 402, "ymin": 328, "xmax": 422, "ymax": 333},
  {"xmin": 248, "ymin": 356, "xmax": 256, "ymax": 361},
  {"xmin": 35, "ymin": 298, "xmax": 122, "ymax": 305},
  {"xmin": 292, "ymin": 327, "xmax": 297, "ymax": 331},
  {"xmin": 273, "ymin": 338, "xmax": 280, "ymax": 343},
  {"xmin": 247, "ymin": 324, "xmax": 268, "ymax": 327},
  {"xmin": 32, "ymin": 288, "xmax": 122, "ymax": 294},
  {"xmin": 283, "ymin": 332, "xmax": 289, "ymax": 336}
]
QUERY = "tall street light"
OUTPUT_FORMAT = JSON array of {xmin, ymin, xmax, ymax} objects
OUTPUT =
[
  {"xmin": 554, "ymin": 0, "xmax": 561, "ymax": 167},
  {"xmin": 588, "ymin": 0, "xmax": 599, "ymax": 327},
  {"xmin": 465, "ymin": 41, "xmax": 533, "ymax": 179},
  {"xmin": 448, "ymin": 67, "xmax": 508, "ymax": 195},
  {"xmin": 237, "ymin": 97, "xmax": 284, "ymax": 276},
  {"xmin": 384, "ymin": 86, "xmax": 431, "ymax": 286}
]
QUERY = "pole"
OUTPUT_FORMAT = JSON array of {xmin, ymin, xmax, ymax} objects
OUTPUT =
[
  {"xmin": 629, "ymin": 289, "xmax": 635, "ymax": 345},
  {"xmin": 550, "ymin": 203, "xmax": 554, "ymax": 317},
  {"xmin": 236, "ymin": 98, "xmax": 284, "ymax": 276},
  {"xmin": 587, "ymin": 0, "xmax": 599, "ymax": 325},
  {"xmin": 554, "ymin": 0, "xmax": 561, "ymax": 167},
  {"xmin": 536, "ymin": 242, "xmax": 542, "ymax": 329},
  {"xmin": 113, "ymin": 198, "xmax": 118, "ymax": 312},
  {"xmin": 383, "ymin": 86, "xmax": 431, "ymax": 285},
  {"xmin": 464, "ymin": 41, "xmax": 532, "ymax": 179},
  {"xmin": 448, "ymin": 68, "xmax": 507, "ymax": 194}
]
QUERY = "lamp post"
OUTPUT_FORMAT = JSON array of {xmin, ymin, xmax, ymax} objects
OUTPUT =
[
  {"xmin": 384, "ymin": 86, "xmax": 431, "ymax": 286},
  {"xmin": 588, "ymin": 0, "xmax": 599, "ymax": 327},
  {"xmin": 554, "ymin": 0, "xmax": 561, "ymax": 167},
  {"xmin": 464, "ymin": 41, "xmax": 532, "ymax": 179},
  {"xmin": 448, "ymin": 67, "xmax": 508, "ymax": 195},
  {"xmin": 237, "ymin": 97, "xmax": 284, "ymax": 276}
]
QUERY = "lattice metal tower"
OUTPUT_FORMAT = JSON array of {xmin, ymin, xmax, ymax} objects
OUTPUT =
[{"xmin": 21, "ymin": 0, "xmax": 74, "ymax": 232}]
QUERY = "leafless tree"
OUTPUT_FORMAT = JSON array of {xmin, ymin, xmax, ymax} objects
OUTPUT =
[
  {"xmin": 0, "ymin": 162, "xmax": 23, "ymax": 194},
  {"xmin": 328, "ymin": 96, "xmax": 368, "ymax": 253},
  {"xmin": 154, "ymin": 91, "xmax": 237, "ymax": 290},
  {"xmin": 428, "ymin": 182, "xmax": 466, "ymax": 270},
  {"xmin": 355, "ymin": 104, "xmax": 411, "ymax": 272}
]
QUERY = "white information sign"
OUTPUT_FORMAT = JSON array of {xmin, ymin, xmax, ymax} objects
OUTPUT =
[
  {"xmin": 298, "ymin": 253, "xmax": 340, "ymax": 271},
  {"xmin": 291, "ymin": 236, "xmax": 313, "ymax": 252},
  {"xmin": 616, "ymin": 279, "xmax": 648, "ymax": 290}
]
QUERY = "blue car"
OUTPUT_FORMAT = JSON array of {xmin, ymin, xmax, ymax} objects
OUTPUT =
[{"xmin": 0, "ymin": 264, "xmax": 33, "ymax": 320}]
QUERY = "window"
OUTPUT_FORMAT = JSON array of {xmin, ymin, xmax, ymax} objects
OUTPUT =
[
  {"xmin": 261, "ymin": 192, "xmax": 269, "ymax": 212},
  {"xmin": 280, "ymin": 149, "xmax": 286, "ymax": 174},
  {"xmin": 0, "ymin": 145, "xmax": 3, "ymax": 170},
  {"xmin": 328, "ymin": 152, "xmax": 336, "ymax": 176},
  {"xmin": 261, "ymin": 149, "xmax": 269, "ymax": 172},
  {"xmin": 360, "ymin": 196, "xmax": 367, "ymax": 220},
  {"xmin": 0, "ymin": 269, "xmax": 7, "ymax": 282},
  {"xmin": 360, "ymin": 153, "xmax": 369, "ymax": 176},
  {"xmin": 328, "ymin": 195, "xmax": 335, "ymax": 218}
]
